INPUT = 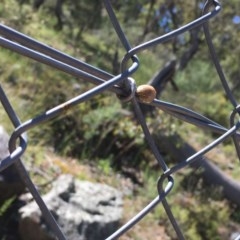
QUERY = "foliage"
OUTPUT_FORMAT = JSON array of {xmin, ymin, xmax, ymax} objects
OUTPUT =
[
  {"xmin": 0, "ymin": 197, "xmax": 16, "ymax": 217},
  {"xmin": 169, "ymin": 196, "xmax": 229, "ymax": 240},
  {"xmin": 161, "ymin": 58, "xmax": 233, "ymax": 128},
  {"xmin": 138, "ymin": 168, "xmax": 230, "ymax": 240},
  {"xmin": 230, "ymin": 204, "xmax": 240, "ymax": 223}
]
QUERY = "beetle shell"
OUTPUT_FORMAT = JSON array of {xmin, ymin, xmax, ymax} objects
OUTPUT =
[{"xmin": 136, "ymin": 85, "xmax": 156, "ymax": 103}]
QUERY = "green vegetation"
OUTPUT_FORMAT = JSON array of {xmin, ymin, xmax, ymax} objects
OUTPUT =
[{"xmin": 1, "ymin": 0, "xmax": 240, "ymax": 239}]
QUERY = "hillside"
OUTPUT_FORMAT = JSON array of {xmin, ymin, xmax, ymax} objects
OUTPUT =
[{"xmin": 1, "ymin": 0, "xmax": 240, "ymax": 239}]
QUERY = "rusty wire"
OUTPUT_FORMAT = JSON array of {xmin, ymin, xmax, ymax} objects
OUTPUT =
[{"xmin": 0, "ymin": 0, "xmax": 239, "ymax": 239}]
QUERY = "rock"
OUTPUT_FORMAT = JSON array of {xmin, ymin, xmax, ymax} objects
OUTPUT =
[
  {"xmin": 0, "ymin": 126, "xmax": 9, "ymax": 160},
  {"xmin": 230, "ymin": 232, "xmax": 240, "ymax": 240},
  {"xmin": 0, "ymin": 125, "xmax": 25, "ymax": 205},
  {"xmin": 19, "ymin": 175, "xmax": 123, "ymax": 240}
]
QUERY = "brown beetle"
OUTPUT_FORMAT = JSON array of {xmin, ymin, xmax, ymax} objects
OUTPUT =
[{"xmin": 136, "ymin": 85, "xmax": 156, "ymax": 103}]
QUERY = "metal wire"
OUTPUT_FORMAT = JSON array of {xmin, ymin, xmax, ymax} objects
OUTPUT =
[{"xmin": 0, "ymin": 0, "xmax": 239, "ymax": 239}]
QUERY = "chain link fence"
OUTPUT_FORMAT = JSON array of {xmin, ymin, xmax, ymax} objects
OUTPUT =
[{"xmin": 0, "ymin": 0, "xmax": 239, "ymax": 239}]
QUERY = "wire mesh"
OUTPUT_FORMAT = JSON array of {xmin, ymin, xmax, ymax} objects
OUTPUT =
[{"xmin": 0, "ymin": 0, "xmax": 239, "ymax": 239}]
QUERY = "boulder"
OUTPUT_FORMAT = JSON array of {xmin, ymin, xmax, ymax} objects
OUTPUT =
[
  {"xmin": 19, "ymin": 174, "xmax": 123, "ymax": 240},
  {"xmin": 0, "ymin": 125, "xmax": 9, "ymax": 159}
]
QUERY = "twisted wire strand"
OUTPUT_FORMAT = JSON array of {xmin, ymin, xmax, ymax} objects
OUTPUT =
[
  {"xmin": 0, "ymin": 24, "xmax": 112, "ymax": 81},
  {"xmin": 106, "ymin": 176, "xmax": 175, "ymax": 240},
  {"xmin": 0, "ymin": 85, "xmax": 66, "ymax": 239},
  {"xmin": 202, "ymin": 0, "xmax": 240, "ymax": 167},
  {"xmin": 203, "ymin": 0, "xmax": 237, "ymax": 108}
]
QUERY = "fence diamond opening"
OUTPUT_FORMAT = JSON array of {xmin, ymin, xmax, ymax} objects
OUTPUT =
[{"xmin": 0, "ymin": 0, "xmax": 239, "ymax": 239}]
